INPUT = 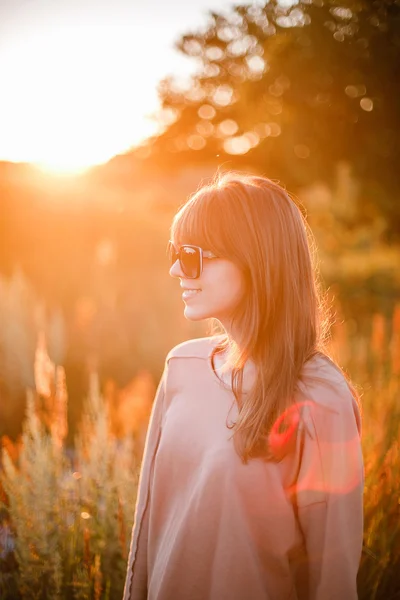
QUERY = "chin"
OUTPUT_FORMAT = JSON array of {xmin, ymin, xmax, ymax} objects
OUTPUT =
[{"xmin": 183, "ymin": 306, "xmax": 213, "ymax": 321}]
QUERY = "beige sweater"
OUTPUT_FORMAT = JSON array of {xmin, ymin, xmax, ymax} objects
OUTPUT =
[{"xmin": 123, "ymin": 336, "xmax": 364, "ymax": 600}]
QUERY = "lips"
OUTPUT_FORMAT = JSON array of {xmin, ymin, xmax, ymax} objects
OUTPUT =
[{"xmin": 182, "ymin": 289, "xmax": 202, "ymax": 300}]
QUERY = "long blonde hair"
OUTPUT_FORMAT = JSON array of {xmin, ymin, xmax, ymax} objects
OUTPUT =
[{"xmin": 170, "ymin": 171, "xmax": 361, "ymax": 464}]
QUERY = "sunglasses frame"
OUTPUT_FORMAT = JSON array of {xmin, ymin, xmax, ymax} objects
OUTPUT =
[{"xmin": 167, "ymin": 240, "xmax": 218, "ymax": 279}]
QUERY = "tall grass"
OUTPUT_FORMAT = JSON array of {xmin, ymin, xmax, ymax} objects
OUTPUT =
[
  {"xmin": 0, "ymin": 339, "xmax": 140, "ymax": 599},
  {"xmin": 327, "ymin": 301, "xmax": 400, "ymax": 599},
  {"xmin": 1, "ymin": 304, "xmax": 400, "ymax": 598},
  {"xmin": 354, "ymin": 305, "xmax": 400, "ymax": 600}
]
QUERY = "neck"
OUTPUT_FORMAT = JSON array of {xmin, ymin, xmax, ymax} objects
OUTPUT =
[
  {"xmin": 213, "ymin": 325, "xmax": 257, "ymax": 392},
  {"xmin": 217, "ymin": 318, "xmax": 244, "ymax": 357}
]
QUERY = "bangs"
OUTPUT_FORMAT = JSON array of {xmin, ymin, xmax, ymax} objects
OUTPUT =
[{"xmin": 170, "ymin": 190, "xmax": 224, "ymax": 255}]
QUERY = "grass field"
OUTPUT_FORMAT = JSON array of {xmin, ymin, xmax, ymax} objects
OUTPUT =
[{"xmin": 0, "ymin": 304, "xmax": 399, "ymax": 599}]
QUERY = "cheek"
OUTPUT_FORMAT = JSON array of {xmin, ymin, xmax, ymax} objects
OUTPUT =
[{"xmin": 210, "ymin": 263, "xmax": 247, "ymax": 304}]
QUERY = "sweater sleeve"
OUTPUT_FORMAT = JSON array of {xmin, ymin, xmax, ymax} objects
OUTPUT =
[
  {"xmin": 293, "ymin": 384, "xmax": 364, "ymax": 600},
  {"xmin": 123, "ymin": 363, "xmax": 168, "ymax": 600}
]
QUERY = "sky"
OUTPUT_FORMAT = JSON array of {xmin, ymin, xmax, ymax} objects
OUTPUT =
[{"xmin": 0, "ymin": 0, "xmax": 239, "ymax": 173}]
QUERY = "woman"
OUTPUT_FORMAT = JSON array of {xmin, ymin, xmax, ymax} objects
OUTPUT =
[{"xmin": 123, "ymin": 172, "xmax": 364, "ymax": 600}]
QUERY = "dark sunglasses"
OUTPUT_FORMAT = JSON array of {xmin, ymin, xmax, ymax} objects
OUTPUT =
[{"xmin": 167, "ymin": 240, "xmax": 218, "ymax": 279}]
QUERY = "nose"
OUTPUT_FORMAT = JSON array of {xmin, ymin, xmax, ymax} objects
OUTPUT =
[{"xmin": 169, "ymin": 258, "xmax": 184, "ymax": 278}]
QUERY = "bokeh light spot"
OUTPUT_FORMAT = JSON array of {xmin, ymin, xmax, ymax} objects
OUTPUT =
[
  {"xmin": 245, "ymin": 55, "xmax": 266, "ymax": 74},
  {"xmin": 196, "ymin": 120, "xmax": 215, "ymax": 136},
  {"xmin": 205, "ymin": 46, "xmax": 224, "ymax": 61},
  {"xmin": 333, "ymin": 30, "xmax": 345, "ymax": 42},
  {"xmin": 269, "ymin": 122, "xmax": 282, "ymax": 137},
  {"xmin": 277, "ymin": 0, "xmax": 299, "ymax": 8},
  {"xmin": 254, "ymin": 123, "xmax": 272, "ymax": 138},
  {"xmin": 223, "ymin": 135, "xmax": 252, "ymax": 155},
  {"xmin": 182, "ymin": 39, "xmax": 202, "ymax": 56},
  {"xmin": 218, "ymin": 119, "xmax": 239, "ymax": 136},
  {"xmin": 212, "ymin": 85, "xmax": 234, "ymax": 107},
  {"xmin": 267, "ymin": 100, "xmax": 283, "ymax": 115},
  {"xmin": 360, "ymin": 97, "xmax": 374, "ymax": 112},
  {"xmin": 294, "ymin": 144, "xmax": 310, "ymax": 159},
  {"xmin": 217, "ymin": 26, "xmax": 241, "ymax": 43},
  {"xmin": 330, "ymin": 6, "xmax": 353, "ymax": 20},
  {"xmin": 203, "ymin": 63, "xmax": 220, "ymax": 78},
  {"xmin": 345, "ymin": 84, "xmax": 366, "ymax": 98},
  {"xmin": 269, "ymin": 82, "xmax": 284, "ymax": 97},
  {"xmin": 185, "ymin": 86, "xmax": 207, "ymax": 102},
  {"xmin": 227, "ymin": 35, "xmax": 258, "ymax": 57},
  {"xmin": 187, "ymin": 135, "xmax": 206, "ymax": 150},
  {"xmin": 198, "ymin": 104, "xmax": 216, "ymax": 120},
  {"xmin": 244, "ymin": 131, "xmax": 260, "ymax": 148}
]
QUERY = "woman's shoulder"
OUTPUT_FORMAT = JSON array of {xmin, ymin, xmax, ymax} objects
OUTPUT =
[
  {"xmin": 166, "ymin": 335, "xmax": 222, "ymax": 363},
  {"xmin": 301, "ymin": 351, "xmax": 349, "ymax": 388},
  {"xmin": 297, "ymin": 351, "xmax": 359, "ymax": 421}
]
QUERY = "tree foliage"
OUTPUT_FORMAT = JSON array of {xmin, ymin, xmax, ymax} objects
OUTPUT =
[{"xmin": 151, "ymin": 0, "xmax": 400, "ymax": 240}]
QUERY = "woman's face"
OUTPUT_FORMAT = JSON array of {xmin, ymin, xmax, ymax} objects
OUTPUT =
[{"xmin": 169, "ymin": 244, "xmax": 247, "ymax": 326}]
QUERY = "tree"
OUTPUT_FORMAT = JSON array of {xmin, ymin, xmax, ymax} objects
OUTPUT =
[{"xmin": 148, "ymin": 0, "xmax": 400, "ymax": 241}]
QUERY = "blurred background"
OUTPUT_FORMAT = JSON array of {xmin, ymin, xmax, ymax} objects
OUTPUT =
[
  {"xmin": 0, "ymin": 0, "xmax": 400, "ymax": 439},
  {"xmin": 0, "ymin": 0, "xmax": 398, "ymax": 442},
  {"xmin": 0, "ymin": 0, "xmax": 399, "ymax": 597}
]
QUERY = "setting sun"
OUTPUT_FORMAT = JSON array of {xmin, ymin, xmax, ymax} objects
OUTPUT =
[
  {"xmin": 0, "ymin": 0, "xmax": 238, "ymax": 174},
  {"xmin": 0, "ymin": 16, "xmax": 161, "ymax": 174},
  {"xmin": 0, "ymin": 0, "xmax": 218, "ymax": 175}
]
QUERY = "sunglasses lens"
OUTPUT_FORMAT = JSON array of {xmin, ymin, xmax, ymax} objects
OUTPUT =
[{"xmin": 181, "ymin": 246, "xmax": 200, "ymax": 278}]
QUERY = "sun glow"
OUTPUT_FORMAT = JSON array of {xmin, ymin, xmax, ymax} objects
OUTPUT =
[
  {"xmin": 0, "ymin": 0, "xmax": 236, "ymax": 175},
  {"xmin": 0, "ymin": 7, "xmax": 162, "ymax": 174}
]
